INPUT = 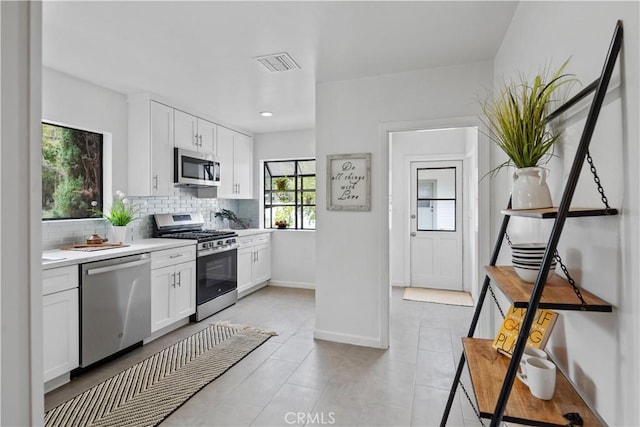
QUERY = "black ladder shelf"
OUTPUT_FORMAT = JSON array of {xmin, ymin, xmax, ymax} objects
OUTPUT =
[{"xmin": 440, "ymin": 20, "xmax": 623, "ymax": 427}]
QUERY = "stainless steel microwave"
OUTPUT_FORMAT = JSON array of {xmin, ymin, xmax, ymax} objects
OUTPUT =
[{"xmin": 174, "ymin": 148, "xmax": 221, "ymax": 187}]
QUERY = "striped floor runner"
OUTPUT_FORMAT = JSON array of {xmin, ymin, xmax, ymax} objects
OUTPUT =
[{"xmin": 45, "ymin": 322, "xmax": 275, "ymax": 427}]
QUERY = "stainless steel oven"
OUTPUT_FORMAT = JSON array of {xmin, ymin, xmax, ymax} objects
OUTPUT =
[{"xmin": 195, "ymin": 244, "xmax": 237, "ymax": 321}]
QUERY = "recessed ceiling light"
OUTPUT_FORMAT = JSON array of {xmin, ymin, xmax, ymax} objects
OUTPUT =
[{"xmin": 260, "ymin": 111, "xmax": 273, "ymax": 117}]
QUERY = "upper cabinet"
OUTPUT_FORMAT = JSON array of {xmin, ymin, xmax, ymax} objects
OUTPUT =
[
  {"xmin": 197, "ymin": 117, "xmax": 218, "ymax": 155},
  {"xmin": 217, "ymin": 126, "xmax": 253, "ymax": 199},
  {"xmin": 128, "ymin": 95, "xmax": 251, "ymax": 197},
  {"xmin": 128, "ymin": 99, "xmax": 175, "ymax": 197},
  {"xmin": 174, "ymin": 110, "xmax": 217, "ymax": 154}
]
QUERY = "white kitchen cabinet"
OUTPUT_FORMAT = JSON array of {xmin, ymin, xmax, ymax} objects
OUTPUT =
[
  {"xmin": 43, "ymin": 265, "xmax": 79, "ymax": 384},
  {"xmin": 128, "ymin": 99, "xmax": 175, "ymax": 196},
  {"xmin": 197, "ymin": 117, "xmax": 218, "ymax": 155},
  {"xmin": 151, "ymin": 246, "xmax": 196, "ymax": 332},
  {"xmin": 217, "ymin": 126, "xmax": 253, "ymax": 199},
  {"xmin": 174, "ymin": 109, "xmax": 217, "ymax": 154},
  {"xmin": 174, "ymin": 109, "xmax": 198, "ymax": 151},
  {"xmin": 234, "ymin": 132, "xmax": 253, "ymax": 198},
  {"xmin": 253, "ymin": 242, "xmax": 271, "ymax": 285},
  {"xmin": 237, "ymin": 233, "xmax": 271, "ymax": 297},
  {"xmin": 237, "ymin": 246, "xmax": 254, "ymax": 292}
]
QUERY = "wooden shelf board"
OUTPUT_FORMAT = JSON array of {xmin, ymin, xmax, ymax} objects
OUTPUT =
[
  {"xmin": 501, "ymin": 207, "xmax": 618, "ymax": 218},
  {"xmin": 463, "ymin": 338, "xmax": 603, "ymax": 426},
  {"xmin": 485, "ymin": 266, "xmax": 612, "ymax": 312}
]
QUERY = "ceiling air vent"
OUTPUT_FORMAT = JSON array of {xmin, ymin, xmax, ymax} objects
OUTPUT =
[{"xmin": 255, "ymin": 52, "xmax": 301, "ymax": 72}]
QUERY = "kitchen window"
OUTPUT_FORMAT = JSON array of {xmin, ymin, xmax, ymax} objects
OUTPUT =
[
  {"xmin": 264, "ymin": 159, "xmax": 315, "ymax": 230},
  {"xmin": 42, "ymin": 122, "xmax": 103, "ymax": 220}
]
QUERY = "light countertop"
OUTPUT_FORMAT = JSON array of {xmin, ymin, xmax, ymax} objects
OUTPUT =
[
  {"xmin": 225, "ymin": 228, "xmax": 273, "ymax": 237},
  {"xmin": 42, "ymin": 238, "xmax": 197, "ymax": 270}
]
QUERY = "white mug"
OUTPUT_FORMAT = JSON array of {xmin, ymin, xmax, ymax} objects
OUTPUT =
[
  {"xmin": 519, "ymin": 357, "xmax": 556, "ymax": 400},
  {"xmin": 519, "ymin": 346, "xmax": 547, "ymax": 377}
]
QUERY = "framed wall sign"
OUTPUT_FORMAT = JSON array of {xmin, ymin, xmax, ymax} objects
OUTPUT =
[{"xmin": 327, "ymin": 153, "xmax": 371, "ymax": 211}]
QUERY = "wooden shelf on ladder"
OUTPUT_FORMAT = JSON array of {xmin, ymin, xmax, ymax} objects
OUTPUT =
[{"xmin": 440, "ymin": 20, "xmax": 623, "ymax": 427}]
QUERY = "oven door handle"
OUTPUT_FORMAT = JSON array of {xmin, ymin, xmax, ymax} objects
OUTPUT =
[{"xmin": 198, "ymin": 244, "xmax": 239, "ymax": 257}]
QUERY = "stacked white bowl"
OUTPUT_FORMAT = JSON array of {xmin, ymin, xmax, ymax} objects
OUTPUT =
[{"xmin": 511, "ymin": 243, "xmax": 556, "ymax": 283}]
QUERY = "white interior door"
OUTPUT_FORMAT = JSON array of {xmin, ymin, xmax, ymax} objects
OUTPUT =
[{"xmin": 410, "ymin": 160, "xmax": 463, "ymax": 290}]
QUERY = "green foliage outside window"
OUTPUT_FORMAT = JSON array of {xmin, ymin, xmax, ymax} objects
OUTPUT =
[{"xmin": 42, "ymin": 123, "xmax": 103, "ymax": 220}]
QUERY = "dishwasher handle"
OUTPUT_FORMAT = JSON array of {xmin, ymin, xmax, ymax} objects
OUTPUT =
[{"xmin": 85, "ymin": 258, "xmax": 151, "ymax": 276}]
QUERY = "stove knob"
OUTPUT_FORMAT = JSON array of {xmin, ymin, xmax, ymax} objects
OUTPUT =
[{"xmin": 217, "ymin": 240, "xmax": 224, "ymax": 246}]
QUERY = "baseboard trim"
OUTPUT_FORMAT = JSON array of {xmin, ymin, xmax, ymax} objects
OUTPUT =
[
  {"xmin": 313, "ymin": 329, "xmax": 385, "ymax": 349},
  {"xmin": 269, "ymin": 280, "xmax": 315, "ymax": 290},
  {"xmin": 239, "ymin": 281, "xmax": 269, "ymax": 299},
  {"xmin": 44, "ymin": 372, "xmax": 70, "ymax": 394}
]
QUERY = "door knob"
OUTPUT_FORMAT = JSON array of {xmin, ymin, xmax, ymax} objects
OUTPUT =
[{"xmin": 411, "ymin": 232, "xmax": 416, "ymax": 237}]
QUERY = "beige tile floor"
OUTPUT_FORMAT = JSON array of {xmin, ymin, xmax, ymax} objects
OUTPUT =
[{"xmin": 45, "ymin": 286, "xmax": 482, "ymax": 427}]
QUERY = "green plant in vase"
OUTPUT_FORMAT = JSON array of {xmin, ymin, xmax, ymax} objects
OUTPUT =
[
  {"xmin": 93, "ymin": 191, "xmax": 138, "ymax": 226},
  {"xmin": 93, "ymin": 191, "xmax": 138, "ymax": 244},
  {"xmin": 482, "ymin": 59, "xmax": 575, "ymax": 209}
]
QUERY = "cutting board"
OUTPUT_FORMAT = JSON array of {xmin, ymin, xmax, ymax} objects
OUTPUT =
[{"xmin": 61, "ymin": 243, "xmax": 130, "ymax": 252}]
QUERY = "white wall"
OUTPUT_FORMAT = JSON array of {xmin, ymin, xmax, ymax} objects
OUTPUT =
[
  {"xmin": 1, "ymin": 2, "xmax": 43, "ymax": 424},
  {"xmin": 492, "ymin": 3, "xmax": 639, "ymax": 425},
  {"xmin": 253, "ymin": 129, "xmax": 316, "ymax": 288},
  {"xmin": 390, "ymin": 128, "xmax": 469, "ymax": 287},
  {"xmin": 42, "ymin": 66, "xmax": 129, "ymax": 199},
  {"xmin": 315, "ymin": 61, "xmax": 493, "ymax": 347}
]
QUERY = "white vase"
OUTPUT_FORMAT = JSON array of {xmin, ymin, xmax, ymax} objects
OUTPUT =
[
  {"xmin": 112, "ymin": 225, "xmax": 127, "ymax": 244},
  {"xmin": 512, "ymin": 167, "xmax": 553, "ymax": 210}
]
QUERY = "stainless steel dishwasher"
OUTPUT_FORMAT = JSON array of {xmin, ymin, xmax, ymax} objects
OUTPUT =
[{"xmin": 80, "ymin": 253, "xmax": 151, "ymax": 367}]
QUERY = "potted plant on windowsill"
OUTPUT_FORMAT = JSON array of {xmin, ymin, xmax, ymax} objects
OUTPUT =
[
  {"xmin": 275, "ymin": 220, "xmax": 288, "ymax": 229},
  {"xmin": 93, "ymin": 191, "xmax": 138, "ymax": 244},
  {"xmin": 483, "ymin": 60, "xmax": 575, "ymax": 209}
]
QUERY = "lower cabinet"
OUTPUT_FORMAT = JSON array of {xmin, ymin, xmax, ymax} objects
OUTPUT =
[
  {"xmin": 151, "ymin": 246, "xmax": 196, "ymax": 332},
  {"xmin": 237, "ymin": 233, "xmax": 271, "ymax": 297},
  {"xmin": 43, "ymin": 265, "xmax": 79, "ymax": 384}
]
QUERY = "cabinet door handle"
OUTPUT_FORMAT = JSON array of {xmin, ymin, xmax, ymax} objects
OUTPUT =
[
  {"xmin": 199, "ymin": 135, "xmax": 203, "ymax": 147},
  {"xmin": 153, "ymin": 174, "xmax": 158, "ymax": 190},
  {"xmin": 177, "ymin": 271, "xmax": 182, "ymax": 287},
  {"xmin": 171, "ymin": 272, "xmax": 176, "ymax": 288},
  {"xmin": 169, "ymin": 253, "xmax": 184, "ymax": 259}
]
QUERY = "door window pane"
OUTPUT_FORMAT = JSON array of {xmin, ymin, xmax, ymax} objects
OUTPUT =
[{"xmin": 416, "ymin": 167, "xmax": 456, "ymax": 231}]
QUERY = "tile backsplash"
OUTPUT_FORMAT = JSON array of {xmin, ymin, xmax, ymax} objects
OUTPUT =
[{"xmin": 42, "ymin": 187, "xmax": 259, "ymax": 250}]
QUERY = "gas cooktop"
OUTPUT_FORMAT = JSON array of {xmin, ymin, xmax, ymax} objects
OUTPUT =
[
  {"xmin": 159, "ymin": 230, "xmax": 237, "ymax": 243},
  {"xmin": 153, "ymin": 212, "xmax": 237, "ymax": 243}
]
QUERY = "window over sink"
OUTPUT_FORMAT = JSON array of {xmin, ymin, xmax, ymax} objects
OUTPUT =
[
  {"xmin": 42, "ymin": 122, "xmax": 103, "ymax": 220},
  {"xmin": 264, "ymin": 159, "xmax": 315, "ymax": 230}
]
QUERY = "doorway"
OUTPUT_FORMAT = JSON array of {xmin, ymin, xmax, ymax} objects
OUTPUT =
[
  {"xmin": 384, "ymin": 120, "xmax": 490, "ymax": 349},
  {"xmin": 409, "ymin": 160, "xmax": 462, "ymax": 290}
]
